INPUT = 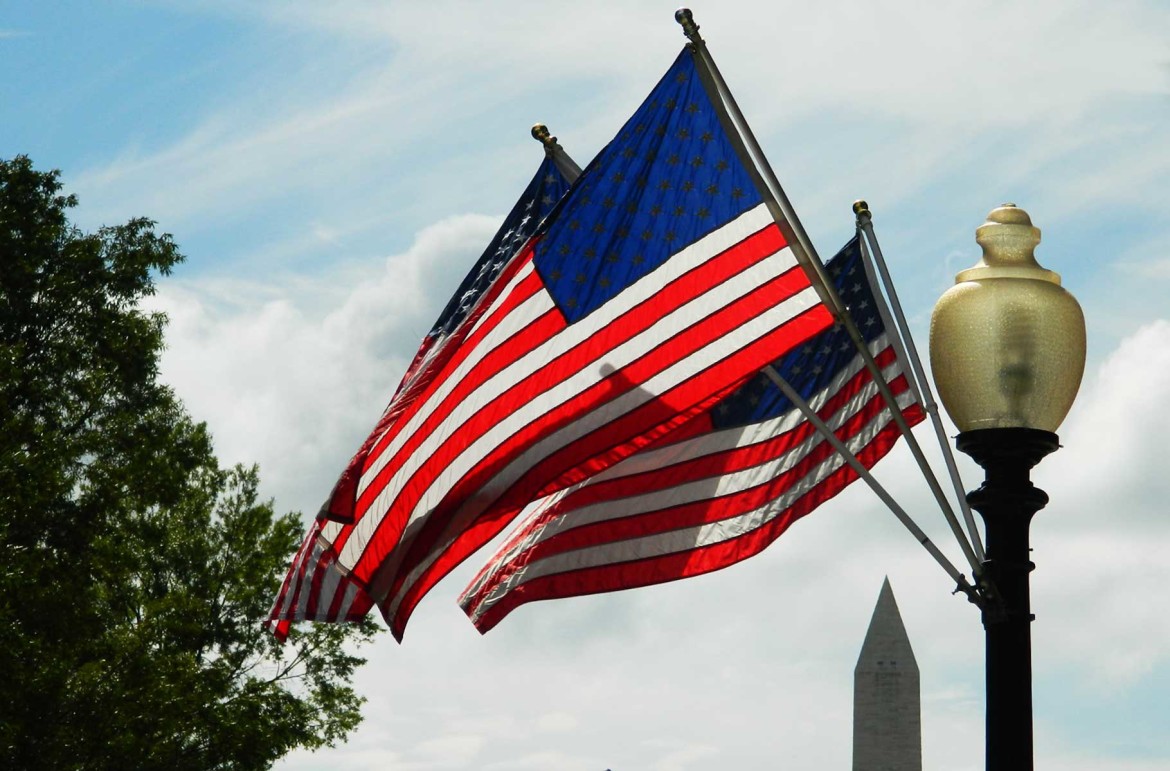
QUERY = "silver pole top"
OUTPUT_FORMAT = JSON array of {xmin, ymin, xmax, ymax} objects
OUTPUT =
[
  {"xmin": 674, "ymin": 8, "xmax": 702, "ymax": 43},
  {"xmin": 853, "ymin": 199, "xmax": 873, "ymax": 225}
]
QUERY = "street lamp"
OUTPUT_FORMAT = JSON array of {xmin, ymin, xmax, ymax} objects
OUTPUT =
[{"xmin": 929, "ymin": 204, "xmax": 1086, "ymax": 770}]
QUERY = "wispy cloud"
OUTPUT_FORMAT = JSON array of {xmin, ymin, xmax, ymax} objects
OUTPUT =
[{"xmin": 69, "ymin": 1, "xmax": 1170, "ymax": 284}]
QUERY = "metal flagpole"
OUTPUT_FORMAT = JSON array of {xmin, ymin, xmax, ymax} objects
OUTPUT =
[
  {"xmin": 762, "ymin": 364, "xmax": 977, "ymax": 598},
  {"xmin": 674, "ymin": 8, "xmax": 981, "ymax": 574},
  {"xmin": 674, "ymin": 9, "xmax": 838, "ymax": 314},
  {"xmin": 853, "ymin": 209, "xmax": 986, "ymax": 568},
  {"xmin": 854, "ymin": 200, "xmax": 986, "ymax": 564},
  {"xmin": 531, "ymin": 123, "xmax": 582, "ymax": 182}
]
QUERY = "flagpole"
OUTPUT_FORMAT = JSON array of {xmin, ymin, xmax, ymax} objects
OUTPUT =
[
  {"xmin": 854, "ymin": 200, "xmax": 987, "ymax": 564},
  {"xmin": 675, "ymin": 8, "xmax": 980, "ymax": 574},
  {"xmin": 762, "ymin": 364, "xmax": 977, "ymax": 598},
  {"xmin": 674, "ymin": 9, "xmax": 838, "ymax": 314},
  {"xmin": 853, "ymin": 211, "xmax": 985, "ymax": 571},
  {"xmin": 531, "ymin": 123, "xmax": 582, "ymax": 182}
]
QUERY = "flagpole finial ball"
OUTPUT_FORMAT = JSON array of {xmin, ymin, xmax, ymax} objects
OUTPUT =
[
  {"xmin": 531, "ymin": 124, "xmax": 554, "ymax": 147},
  {"xmin": 675, "ymin": 8, "xmax": 700, "ymax": 40},
  {"xmin": 852, "ymin": 199, "xmax": 871, "ymax": 220}
]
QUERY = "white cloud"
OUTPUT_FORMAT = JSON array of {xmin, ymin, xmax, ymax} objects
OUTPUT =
[
  {"xmin": 1048, "ymin": 319, "xmax": 1170, "ymax": 516},
  {"xmin": 151, "ymin": 213, "xmax": 502, "ymax": 515}
]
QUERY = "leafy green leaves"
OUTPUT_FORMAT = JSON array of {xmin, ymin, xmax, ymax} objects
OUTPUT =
[{"xmin": 0, "ymin": 156, "xmax": 378, "ymax": 770}]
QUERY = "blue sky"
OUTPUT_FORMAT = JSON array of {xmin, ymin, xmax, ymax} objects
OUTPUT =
[{"xmin": 6, "ymin": 2, "xmax": 1169, "ymax": 769}]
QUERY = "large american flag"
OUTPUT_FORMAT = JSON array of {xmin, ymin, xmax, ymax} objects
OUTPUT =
[
  {"xmin": 271, "ymin": 47, "xmax": 833, "ymax": 641},
  {"xmin": 459, "ymin": 236, "xmax": 926, "ymax": 633}
]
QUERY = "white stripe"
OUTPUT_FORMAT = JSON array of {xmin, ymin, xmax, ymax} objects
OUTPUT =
[
  {"xmin": 334, "ymin": 582, "xmax": 361, "ymax": 621},
  {"xmin": 466, "ymin": 389, "xmax": 915, "ymax": 622},
  {"xmin": 381, "ymin": 277, "xmax": 822, "ymax": 617},
  {"xmin": 340, "ymin": 204, "xmax": 782, "ymax": 570},
  {"xmin": 523, "ymin": 363, "xmax": 899, "ymax": 534},
  {"xmin": 293, "ymin": 537, "xmax": 330, "ymax": 619},
  {"xmin": 310, "ymin": 561, "xmax": 343, "ymax": 621}
]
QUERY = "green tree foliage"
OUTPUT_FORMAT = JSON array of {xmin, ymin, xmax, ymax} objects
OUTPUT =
[{"xmin": 0, "ymin": 156, "xmax": 379, "ymax": 770}]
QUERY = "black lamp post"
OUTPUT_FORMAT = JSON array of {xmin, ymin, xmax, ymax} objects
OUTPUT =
[{"xmin": 929, "ymin": 205, "xmax": 1086, "ymax": 770}]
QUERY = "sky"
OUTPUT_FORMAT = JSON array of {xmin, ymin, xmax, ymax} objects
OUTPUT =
[{"xmin": 5, "ymin": 1, "xmax": 1169, "ymax": 768}]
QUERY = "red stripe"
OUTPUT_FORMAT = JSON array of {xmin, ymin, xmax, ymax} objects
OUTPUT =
[
  {"xmin": 292, "ymin": 529, "xmax": 332, "ymax": 620},
  {"xmin": 455, "ymin": 409, "xmax": 719, "ymax": 603},
  {"xmin": 276, "ymin": 522, "xmax": 337, "ymax": 621},
  {"xmin": 279, "ymin": 531, "xmax": 318, "ymax": 623},
  {"xmin": 426, "ymin": 263, "xmax": 821, "ymax": 542},
  {"xmin": 350, "ymin": 307, "xmax": 564, "ymax": 529},
  {"xmin": 307, "ymin": 528, "xmax": 350, "ymax": 620},
  {"xmin": 329, "ymin": 579, "xmax": 373, "ymax": 622},
  {"xmin": 272, "ymin": 619, "xmax": 292, "ymax": 642},
  {"xmin": 469, "ymin": 409, "xmax": 921, "ymax": 632},
  {"xmin": 272, "ymin": 520, "xmax": 376, "ymax": 625},
  {"xmin": 391, "ymin": 234, "xmax": 542, "ymax": 421},
  {"xmin": 350, "ymin": 224, "xmax": 792, "ymax": 581}
]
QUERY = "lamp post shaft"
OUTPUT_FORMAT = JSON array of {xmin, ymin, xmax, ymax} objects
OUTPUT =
[{"xmin": 957, "ymin": 428, "xmax": 1058, "ymax": 771}]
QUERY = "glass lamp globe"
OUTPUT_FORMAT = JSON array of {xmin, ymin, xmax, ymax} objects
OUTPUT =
[{"xmin": 929, "ymin": 204, "xmax": 1086, "ymax": 433}]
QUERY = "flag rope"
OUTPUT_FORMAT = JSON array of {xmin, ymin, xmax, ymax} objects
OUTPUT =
[{"xmin": 854, "ymin": 203, "xmax": 987, "ymax": 565}]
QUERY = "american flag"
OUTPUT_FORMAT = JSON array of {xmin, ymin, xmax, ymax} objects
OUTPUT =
[
  {"xmin": 272, "ymin": 47, "xmax": 833, "ymax": 641},
  {"xmin": 460, "ymin": 236, "xmax": 926, "ymax": 633}
]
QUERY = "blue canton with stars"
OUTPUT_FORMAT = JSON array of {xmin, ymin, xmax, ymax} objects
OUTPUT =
[
  {"xmin": 711, "ymin": 236, "xmax": 888, "ymax": 430},
  {"xmin": 532, "ymin": 49, "xmax": 762, "ymax": 323},
  {"xmin": 428, "ymin": 156, "xmax": 572, "ymax": 339}
]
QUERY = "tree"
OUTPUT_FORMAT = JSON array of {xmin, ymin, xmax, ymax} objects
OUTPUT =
[{"xmin": 0, "ymin": 155, "xmax": 379, "ymax": 770}]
